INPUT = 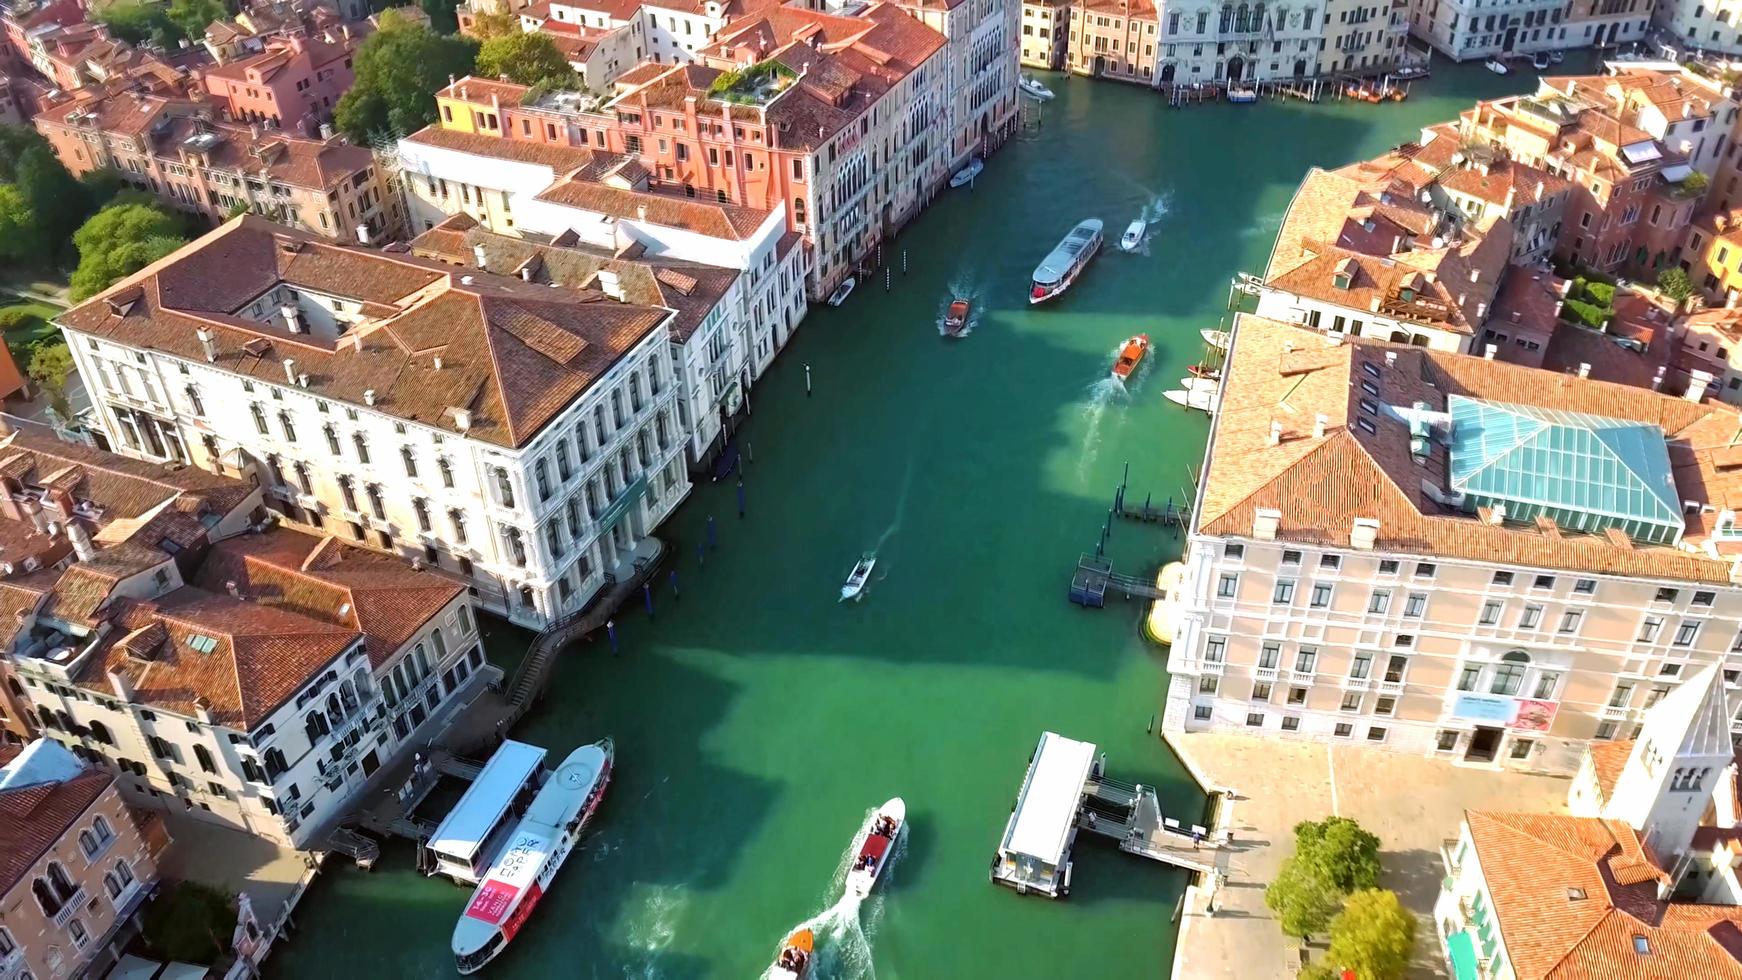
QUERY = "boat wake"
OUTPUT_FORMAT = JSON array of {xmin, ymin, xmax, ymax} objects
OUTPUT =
[
  {"xmin": 1124, "ymin": 193, "xmax": 1172, "ymax": 256},
  {"xmin": 869, "ymin": 455, "xmax": 914, "ymax": 556},
  {"xmin": 1078, "ymin": 375, "xmax": 1131, "ymax": 473},
  {"xmin": 761, "ymin": 809, "xmax": 906, "ymax": 979},
  {"xmin": 623, "ymin": 888, "xmax": 687, "ymax": 980},
  {"xmin": 936, "ymin": 273, "xmax": 983, "ymax": 337}
]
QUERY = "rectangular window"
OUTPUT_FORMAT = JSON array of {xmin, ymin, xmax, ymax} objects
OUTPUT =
[
  {"xmin": 1436, "ymin": 730, "xmax": 1459, "ymax": 751},
  {"xmin": 1258, "ymin": 643, "xmax": 1280, "ymax": 669},
  {"xmin": 1639, "ymin": 617, "xmax": 1663, "ymax": 642},
  {"xmin": 1414, "ymin": 562, "xmax": 1436, "ymax": 578},
  {"xmin": 1245, "ymin": 712, "xmax": 1264, "ymax": 727},
  {"xmin": 1340, "ymin": 692, "xmax": 1362, "ymax": 712},
  {"xmin": 1519, "ymin": 605, "xmax": 1543, "ymax": 629},
  {"xmin": 1573, "ymin": 578, "xmax": 1597, "ymax": 594},
  {"xmin": 1368, "ymin": 590, "xmax": 1391, "ymax": 614},
  {"xmin": 1457, "ymin": 665, "xmax": 1482, "ymax": 691},
  {"xmin": 1287, "ymin": 687, "xmax": 1307, "ymax": 705},
  {"xmin": 1334, "ymin": 723, "xmax": 1354, "ymax": 738},
  {"xmin": 1559, "ymin": 610, "xmax": 1582, "ymax": 634},
  {"xmin": 1532, "ymin": 672, "xmax": 1560, "ymax": 699},
  {"xmin": 1674, "ymin": 621, "xmax": 1701, "ymax": 647},
  {"xmin": 1479, "ymin": 600, "xmax": 1502, "ymax": 625},
  {"xmin": 1198, "ymin": 674, "xmax": 1219, "ymax": 694},
  {"xmin": 1217, "ymin": 574, "xmax": 1238, "ymax": 599},
  {"xmin": 1366, "ymin": 726, "xmax": 1387, "ymax": 743},
  {"xmin": 1252, "ymin": 682, "xmax": 1272, "ymax": 701},
  {"xmin": 1403, "ymin": 593, "xmax": 1427, "ymax": 618},
  {"xmin": 1608, "ymin": 683, "xmax": 1634, "ymax": 708},
  {"xmin": 1273, "ymin": 580, "xmax": 1296, "ymax": 604},
  {"xmin": 1349, "ymin": 652, "xmax": 1373, "ymax": 679},
  {"xmin": 1310, "ymin": 584, "xmax": 1333, "ymax": 608},
  {"xmin": 1281, "ymin": 716, "xmax": 1300, "ymax": 731},
  {"xmin": 1294, "ymin": 648, "xmax": 1317, "ymax": 673}
]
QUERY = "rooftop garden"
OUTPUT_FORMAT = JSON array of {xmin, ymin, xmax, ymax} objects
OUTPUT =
[
  {"xmin": 708, "ymin": 59, "xmax": 796, "ymax": 105},
  {"xmin": 1559, "ymin": 274, "xmax": 1616, "ymax": 332}
]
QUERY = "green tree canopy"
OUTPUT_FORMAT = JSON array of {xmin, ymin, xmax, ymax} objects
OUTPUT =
[
  {"xmin": 93, "ymin": 1, "xmax": 183, "ymax": 47},
  {"xmin": 27, "ymin": 342, "xmax": 75, "ymax": 420},
  {"xmin": 1294, "ymin": 816, "xmax": 1382, "ymax": 894},
  {"xmin": 1659, "ymin": 266, "xmax": 1694, "ymax": 306},
  {"xmin": 16, "ymin": 145, "xmax": 89, "ymax": 261},
  {"xmin": 468, "ymin": 10, "xmax": 518, "ymax": 38},
  {"xmin": 0, "ymin": 125, "xmax": 51, "ymax": 182},
  {"xmin": 165, "ymin": 0, "xmax": 227, "ymax": 41},
  {"xmin": 1265, "ymin": 853, "xmax": 1345, "ymax": 937},
  {"xmin": 475, "ymin": 31, "xmax": 577, "ymax": 87},
  {"xmin": 334, "ymin": 15, "xmax": 479, "ymax": 143},
  {"xmin": 1304, "ymin": 889, "xmax": 1418, "ymax": 980},
  {"xmin": 68, "ymin": 201, "xmax": 188, "ymax": 301}
]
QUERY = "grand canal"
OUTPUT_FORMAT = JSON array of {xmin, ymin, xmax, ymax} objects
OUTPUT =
[{"xmin": 271, "ymin": 59, "xmax": 1550, "ymax": 978}]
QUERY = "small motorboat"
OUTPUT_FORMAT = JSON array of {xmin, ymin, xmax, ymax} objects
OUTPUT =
[
  {"xmin": 1200, "ymin": 328, "xmax": 1230, "ymax": 350},
  {"xmin": 1187, "ymin": 364, "xmax": 1221, "ymax": 380},
  {"xmin": 1120, "ymin": 218, "xmax": 1146, "ymax": 252},
  {"xmin": 1227, "ymin": 87, "xmax": 1258, "ymax": 103},
  {"xmin": 1019, "ymin": 75, "xmax": 1055, "ymax": 101},
  {"xmin": 827, "ymin": 277, "xmax": 855, "ymax": 307},
  {"xmin": 1532, "ymin": 51, "xmax": 1550, "ymax": 70},
  {"xmin": 1549, "ymin": 50, "xmax": 1565, "ymax": 63},
  {"xmin": 1112, "ymin": 334, "xmax": 1149, "ymax": 382},
  {"xmin": 769, "ymin": 928, "xmax": 814, "ymax": 980},
  {"xmin": 1485, "ymin": 58, "xmax": 1510, "ymax": 75},
  {"xmin": 950, "ymin": 158, "xmax": 984, "ymax": 188},
  {"xmin": 841, "ymin": 554, "xmax": 875, "ymax": 601},
  {"xmin": 1392, "ymin": 64, "xmax": 1430, "ymax": 80},
  {"xmin": 1164, "ymin": 387, "xmax": 1219, "ymax": 414},
  {"xmin": 846, "ymin": 798, "xmax": 906, "ymax": 898},
  {"xmin": 1180, "ymin": 375, "xmax": 1219, "ymax": 392},
  {"xmin": 943, "ymin": 298, "xmax": 971, "ymax": 336}
]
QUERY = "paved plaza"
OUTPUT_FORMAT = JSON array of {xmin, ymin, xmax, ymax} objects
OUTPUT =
[{"xmin": 1169, "ymin": 732, "xmax": 1570, "ymax": 979}]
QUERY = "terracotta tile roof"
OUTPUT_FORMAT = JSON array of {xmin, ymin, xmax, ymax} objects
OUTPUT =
[
  {"xmin": 535, "ymin": 175, "xmax": 769, "ymax": 239},
  {"xmin": 1199, "ymin": 315, "xmax": 1742, "ymax": 584},
  {"xmin": 59, "ymin": 217, "xmax": 672, "ymax": 449},
  {"xmin": 74, "ymin": 588, "xmax": 358, "ymax": 727},
  {"xmin": 193, "ymin": 528, "xmax": 463, "ymax": 669},
  {"xmin": 0, "ymin": 767, "xmax": 111, "ymax": 895},
  {"xmin": 1465, "ymin": 810, "xmax": 1742, "ymax": 978},
  {"xmin": 1587, "ymin": 739, "xmax": 1634, "ymax": 801},
  {"xmin": 437, "ymin": 75, "xmax": 532, "ymax": 106},
  {"xmin": 402, "ymin": 123, "xmax": 599, "ymax": 173}
]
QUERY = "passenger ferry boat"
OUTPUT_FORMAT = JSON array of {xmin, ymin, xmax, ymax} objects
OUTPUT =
[
  {"xmin": 1030, "ymin": 219, "xmax": 1103, "ymax": 305},
  {"xmin": 452, "ymin": 739, "xmax": 614, "ymax": 974},
  {"xmin": 769, "ymin": 928, "xmax": 815, "ymax": 979},
  {"xmin": 1111, "ymin": 334, "xmax": 1149, "ymax": 382},
  {"xmin": 846, "ymin": 798, "xmax": 906, "ymax": 898}
]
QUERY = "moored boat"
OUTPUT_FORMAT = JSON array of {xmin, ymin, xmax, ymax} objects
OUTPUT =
[
  {"xmin": 1227, "ymin": 86, "xmax": 1258, "ymax": 103},
  {"xmin": 1200, "ymin": 328, "xmax": 1230, "ymax": 350},
  {"xmin": 1532, "ymin": 51, "xmax": 1550, "ymax": 70},
  {"xmin": 1187, "ymin": 364, "xmax": 1221, "ymax": 380},
  {"xmin": 1180, "ymin": 375, "xmax": 1219, "ymax": 392},
  {"xmin": 1393, "ymin": 64, "xmax": 1430, "ymax": 80},
  {"xmin": 944, "ymin": 299, "xmax": 971, "ymax": 336},
  {"xmin": 769, "ymin": 928, "xmax": 814, "ymax": 980},
  {"xmin": 827, "ymin": 277, "xmax": 855, "ymax": 307},
  {"xmin": 1485, "ymin": 58, "xmax": 1510, "ymax": 74},
  {"xmin": 1019, "ymin": 75, "xmax": 1055, "ymax": 101},
  {"xmin": 1549, "ymin": 50, "xmax": 1565, "ymax": 63},
  {"xmin": 1119, "ymin": 218, "xmax": 1146, "ymax": 252},
  {"xmin": 1164, "ymin": 387, "xmax": 1219, "ymax": 414},
  {"xmin": 1030, "ymin": 218, "xmax": 1103, "ymax": 305},
  {"xmin": 1111, "ymin": 334, "xmax": 1149, "ymax": 382},
  {"xmin": 841, "ymin": 553, "xmax": 876, "ymax": 601},
  {"xmin": 452, "ymin": 739, "xmax": 614, "ymax": 975},
  {"xmin": 846, "ymin": 798, "xmax": 906, "ymax": 898},
  {"xmin": 950, "ymin": 158, "xmax": 984, "ymax": 188}
]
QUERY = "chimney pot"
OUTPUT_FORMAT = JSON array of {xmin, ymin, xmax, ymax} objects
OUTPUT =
[
  {"xmin": 197, "ymin": 327, "xmax": 217, "ymax": 362},
  {"xmin": 1313, "ymin": 413, "xmax": 1328, "ymax": 438},
  {"xmin": 1578, "ymin": 362, "xmax": 1592, "ymax": 378},
  {"xmin": 282, "ymin": 357, "xmax": 297, "ymax": 383},
  {"xmin": 364, "ymin": 389, "xmax": 377, "ymax": 406},
  {"xmin": 281, "ymin": 304, "xmax": 302, "ymax": 334},
  {"xmin": 1268, "ymin": 420, "xmax": 1283, "ymax": 446},
  {"xmin": 1484, "ymin": 343, "xmax": 1498, "ymax": 359},
  {"xmin": 473, "ymin": 243, "xmax": 488, "ymax": 268}
]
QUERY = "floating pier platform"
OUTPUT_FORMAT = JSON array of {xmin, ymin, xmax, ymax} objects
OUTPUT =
[{"xmin": 991, "ymin": 732, "xmax": 1228, "ymax": 899}]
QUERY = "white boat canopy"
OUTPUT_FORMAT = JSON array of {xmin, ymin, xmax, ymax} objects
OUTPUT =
[
  {"xmin": 429, "ymin": 740, "xmax": 548, "ymax": 863},
  {"xmin": 1001, "ymin": 732, "xmax": 1097, "ymax": 866}
]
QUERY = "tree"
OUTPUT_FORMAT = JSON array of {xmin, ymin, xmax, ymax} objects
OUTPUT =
[
  {"xmin": 15, "ymin": 144, "xmax": 90, "ymax": 264},
  {"xmin": 475, "ymin": 32, "xmax": 577, "ymax": 87},
  {"xmin": 68, "ymin": 202, "xmax": 188, "ymax": 301},
  {"xmin": 26, "ymin": 342, "xmax": 74, "ymax": 420},
  {"xmin": 1265, "ymin": 854, "xmax": 1345, "ymax": 937},
  {"xmin": 468, "ymin": 11, "xmax": 518, "ymax": 38},
  {"xmin": 0, "ymin": 125, "xmax": 51, "ymax": 182},
  {"xmin": 93, "ymin": 1, "xmax": 182, "ymax": 47},
  {"xmin": 1307, "ymin": 889, "xmax": 1417, "ymax": 980},
  {"xmin": 334, "ymin": 16, "xmax": 479, "ymax": 143},
  {"xmin": 141, "ymin": 882, "xmax": 237, "ymax": 964},
  {"xmin": 0, "ymin": 185, "xmax": 40, "ymax": 265},
  {"xmin": 1293, "ymin": 816, "xmax": 1382, "ymax": 894},
  {"xmin": 420, "ymin": 0, "xmax": 460, "ymax": 34},
  {"xmin": 1659, "ymin": 266, "xmax": 1694, "ymax": 307},
  {"xmin": 165, "ymin": 0, "xmax": 227, "ymax": 41}
]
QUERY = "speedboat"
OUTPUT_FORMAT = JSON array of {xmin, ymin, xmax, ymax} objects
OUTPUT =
[
  {"xmin": 1112, "ymin": 334, "xmax": 1149, "ymax": 382},
  {"xmin": 943, "ymin": 298, "xmax": 971, "ymax": 336},
  {"xmin": 827, "ymin": 277, "xmax": 855, "ymax": 307},
  {"xmin": 841, "ymin": 554, "xmax": 875, "ymax": 601},
  {"xmin": 452, "ymin": 739, "xmax": 613, "ymax": 975},
  {"xmin": 1164, "ymin": 387, "xmax": 1219, "ymax": 414},
  {"xmin": 1532, "ymin": 51, "xmax": 1550, "ymax": 70},
  {"xmin": 1187, "ymin": 364, "xmax": 1221, "ymax": 380},
  {"xmin": 1393, "ymin": 64, "xmax": 1430, "ymax": 80},
  {"xmin": 1030, "ymin": 218, "xmax": 1103, "ymax": 304},
  {"xmin": 1549, "ymin": 50, "xmax": 1564, "ymax": 63},
  {"xmin": 1227, "ymin": 86, "xmax": 1258, "ymax": 103},
  {"xmin": 769, "ymin": 928, "xmax": 814, "ymax": 980},
  {"xmin": 1019, "ymin": 75, "xmax": 1055, "ymax": 101},
  {"xmin": 846, "ymin": 798, "xmax": 906, "ymax": 898},
  {"xmin": 1485, "ymin": 58, "xmax": 1509, "ymax": 75},
  {"xmin": 1200, "ymin": 328, "xmax": 1230, "ymax": 350},
  {"xmin": 1120, "ymin": 218, "xmax": 1146, "ymax": 252},
  {"xmin": 950, "ymin": 158, "xmax": 984, "ymax": 188}
]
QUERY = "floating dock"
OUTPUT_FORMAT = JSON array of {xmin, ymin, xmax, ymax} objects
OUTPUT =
[{"xmin": 991, "ymin": 732, "xmax": 1227, "ymax": 899}]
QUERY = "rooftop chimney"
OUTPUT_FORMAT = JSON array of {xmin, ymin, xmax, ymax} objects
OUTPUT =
[
  {"xmin": 283, "ymin": 357, "xmax": 298, "ymax": 384},
  {"xmin": 355, "ymin": 223, "xmax": 370, "ymax": 246},
  {"xmin": 1385, "ymin": 351, "xmax": 1398, "ymax": 367},
  {"xmin": 1252, "ymin": 508, "xmax": 1282, "ymax": 541},
  {"xmin": 1268, "ymin": 420, "xmax": 1283, "ymax": 446},
  {"xmin": 451, "ymin": 407, "xmax": 472, "ymax": 432},
  {"xmin": 1350, "ymin": 517, "xmax": 1380, "ymax": 550},
  {"xmin": 197, "ymin": 327, "xmax": 217, "ymax": 362},
  {"xmin": 106, "ymin": 669, "xmax": 135, "ymax": 703},
  {"xmin": 364, "ymin": 389, "xmax": 377, "ymax": 406},
  {"xmin": 1313, "ymin": 413, "xmax": 1328, "ymax": 438},
  {"xmin": 433, "ymin": 355, "xmax": 444, "ymax": 371},
  {"xmin": 1484, "ymin": 343, "xmax": 1498, "ymax": 359},
  {"xmin": 1688, "ymin": 368, "xmax": 1714, "ymax": 403},
  {"xmin": 473, "ymin": 243, "xmax": 488, "ymax": 268},
  {"xmin": 1578, "ymin": 362, "xmax": 1591, "ymax": 378},
  {"xmin": 281, "ymin": 304, "xmax": 302, "ymax": 334},
  {"xmin": 225, "ymin": 579, "xmax": 240, "ymax": 599},
  {"xmin": 65, "ymin": 520, "xmax": 95, "ymax": 562}
]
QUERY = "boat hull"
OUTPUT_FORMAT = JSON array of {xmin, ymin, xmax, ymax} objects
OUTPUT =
[
  {"xmin": 827, "ymin": 278, "xmax": 856, "ymax": 307},
  {"xmin": 846, "ymin": 797, "xmax": 906, "ymax": 898},
  {"xmin": 841, "ymin": 557, "xmax": 876, "ymax": 601},
  {"xmin": 949, "ymin": 159, "xmax": 984, "ymax": 188},
  {"xmin": 1111, "ymin": 335, "xmax": 1149, "ymax": 381},
  {"xmin": 1031, "ymin": 222, "xmax": 1103, "ymax": 305}
]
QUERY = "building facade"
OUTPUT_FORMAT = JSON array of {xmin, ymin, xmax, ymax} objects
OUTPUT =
[
  {"xmin": 1021, "ymin": 0, "xmax": 1071, "ymax": 68},
  {"xmin": 199, "ymin": 33, "xmax": 359, "ymax": 136}
]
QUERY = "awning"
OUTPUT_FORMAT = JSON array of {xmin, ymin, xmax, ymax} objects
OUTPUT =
[
  {"xmin": 1446, "ymin": 930, "xmax": 1480, "ymax": 980},
  {"xmin": 1661, "ymin": 163, "xmax": 1695, "ymax": 182}
]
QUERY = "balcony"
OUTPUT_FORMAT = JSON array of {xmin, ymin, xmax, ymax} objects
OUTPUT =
[
  {"xmin": 1255, "ymin": 665, "xmax": 1280, "ymax": 681},
  {"xmin": 51, "ymin": 887, "xmax": 86, "ymax": 927},
  {"xmin": 1342, "ymin": 674, "xmax": 1373, "ymax": 692},
  {"xmin": 1288, "ymin": 669, "xmax": 1318, "ymax": 686},
  {"xmin": 1601, "ymin": 704, "xmax": 1633, "ymax": 721},
  {"xmin": 1378, "ymin": 678, "xmax": 1405, "ymax": 695}
]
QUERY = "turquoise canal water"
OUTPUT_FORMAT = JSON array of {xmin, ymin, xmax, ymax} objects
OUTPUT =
[{"xmin": 269, "ymin": 59, "xmax": 1553, "ymax": 978}]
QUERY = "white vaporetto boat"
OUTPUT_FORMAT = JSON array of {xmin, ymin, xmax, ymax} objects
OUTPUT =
[
  {"xmin": 1030, "ymin": 219, "xmax": 1103, "ymax": 305},
  {"xmin": 1019, "ymin": 75, "xmax": 1055, "ymax": 101},
  {"xmin": 846, "ymin": 798, "xmax": 906, "ymax": 898},
  {"xmin": 1164, "ymin": 387, "xmax": 1219, "ymax": 414},
  {"xmin": 950, "ymin": 158, "xmax": 984, "ymax": 188},
  {"xmin": 1120, "ymin": 218, "xmax": 1146, "ymax": 252},
  {"xmin": 827, "ymin": 277, "xmax": 856, "ymax": 307},
  {"xmin": 452, "ymin": 739, "xmax": 613, "ymax": 975},
  {"xmin": 841, "ymin": 554, "xmax": 876, "ymax": 601}
]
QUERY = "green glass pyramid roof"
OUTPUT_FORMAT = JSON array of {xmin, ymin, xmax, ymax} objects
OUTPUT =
[{"xmin": 1447, "ymin": 395, "xmax": 1683, "ymax": 543}]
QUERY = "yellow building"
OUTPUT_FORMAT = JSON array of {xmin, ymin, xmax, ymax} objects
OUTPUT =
[
  {"xmin": 1683, "ymin": 209, "xmax": 1742, "ymax": 304},
  {"xmin": 1022, "ymin": 0, "xmax": 1070, "ymax": 70},
  {"xmin": 1066, "ymin": 0, "xmax": 1159, "ymax": 85}
]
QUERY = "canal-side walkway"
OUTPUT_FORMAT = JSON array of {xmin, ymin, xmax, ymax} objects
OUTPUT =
[{"xmin": 1166, "ymin": 732, "xmax": 1570, "ymax": 979}]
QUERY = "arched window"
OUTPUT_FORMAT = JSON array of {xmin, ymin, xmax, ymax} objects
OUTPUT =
[
  {"xmin": 1235, "ymin": 3, "xmax": 1249, "ymax": 31},
  {"xmin": 304, "ymin": 711, "xmax": 328, "ymax": 744},
  {"xmin": 194, "ymin": 744, "xmax": 216, "ymax": 774},
  {"xmin": 1219, "ymin": 3, "xmax": 1233, "ymax": 31},
  {"xmin": 1253, "ymin": 2, "xmax": 1266, "ymax": 28},
  {"xmin": 89, "ymin": 720, "xmax": 113, "ymax": 745},
  {"xmin": 103, "ymin": 859, "xmax": 136, "ymax": 899},
  {"xmin": 33, "ymin": 861, "xmax": 77, "ymax": 915},
  {"xmin": 325, "ymin": 692, "xmax": 344, "ymax": 727},
  {"xmin": 1490, "ymin": 650, "xmax": 1530, "ymax": 696}
]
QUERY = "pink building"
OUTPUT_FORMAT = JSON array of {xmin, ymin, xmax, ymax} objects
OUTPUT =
[{"xmin": 200, "ymin": 33, "xmax": 356, "ymax": 135}]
